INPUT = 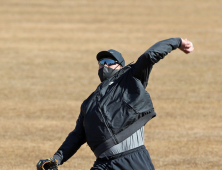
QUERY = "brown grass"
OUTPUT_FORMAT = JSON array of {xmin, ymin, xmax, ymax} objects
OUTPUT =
[{"xmin": 0, "ymin": 0, "xmax": 221, "ymax": 169}]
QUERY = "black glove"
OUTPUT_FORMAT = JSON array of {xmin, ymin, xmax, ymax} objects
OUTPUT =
[{"xmin": 36, "ymin": 158, "xmax": 58, "ymax": 170}]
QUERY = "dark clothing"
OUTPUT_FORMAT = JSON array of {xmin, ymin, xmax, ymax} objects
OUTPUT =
[
  {"xmin": 91, "ymin": 145, "xmax": 155, "ymax": 170},
  {"xmin": 53, "ymin": 38, "xmax": 182, "ymax": 165}
]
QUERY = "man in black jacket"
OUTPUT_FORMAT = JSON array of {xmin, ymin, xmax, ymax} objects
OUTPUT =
[{"xmin": 37, "ymin": 38, "xmax": 194, "ymax": 170}]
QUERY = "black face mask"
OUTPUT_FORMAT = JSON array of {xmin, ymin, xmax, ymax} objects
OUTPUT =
[{"xmin": 98, "ymin": 66, "xmax": 119, "ymax": 82}]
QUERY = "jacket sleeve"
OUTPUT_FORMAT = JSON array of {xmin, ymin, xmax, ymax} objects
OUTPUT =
[
  {"xmin": 132, "ymin": 37, "xmax": 182, "ymax": 88},
  {"xmin": 53, "ymin": 109, "xmax": 86, "ymax": 165}
]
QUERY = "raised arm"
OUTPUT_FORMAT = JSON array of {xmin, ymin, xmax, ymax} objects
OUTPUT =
[
  {"xmin": 132, "ymin": 37, "xmax": 193, "ymax": 88},
  {"xmin": 53, "ymin": 110, "xmax": 86, "ymax": 165}
]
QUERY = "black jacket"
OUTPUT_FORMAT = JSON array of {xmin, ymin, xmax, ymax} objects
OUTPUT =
[{"xmin": 54, "ymin": 38, "xmax": 182, "ymax": 165}]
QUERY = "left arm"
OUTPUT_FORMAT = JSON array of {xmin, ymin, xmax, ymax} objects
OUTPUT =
[{"xmin": 132, "ymin": 37, "xmax": 193, "ymax": 88}]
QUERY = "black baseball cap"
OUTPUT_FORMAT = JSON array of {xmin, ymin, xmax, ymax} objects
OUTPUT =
[{"xmin": 96, "ymin": 49, "xmax": 125, "ymax": 67}]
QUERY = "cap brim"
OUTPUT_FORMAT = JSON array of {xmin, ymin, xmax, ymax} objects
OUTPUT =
[{"xmin": 96, "ymin": 51, "xmax": 116, "ymax": 61}]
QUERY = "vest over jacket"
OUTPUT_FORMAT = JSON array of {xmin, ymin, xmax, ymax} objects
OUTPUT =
[{"xmin": 53, "ymin": 38, "xmax": 182, "ymax": 165}]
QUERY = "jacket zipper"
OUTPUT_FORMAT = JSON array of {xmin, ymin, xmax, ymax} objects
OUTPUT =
[
  {"xmin": 99, "ymin": 85, "xmax": 118, "ymax": 145},
  {"xmin": 99, "ymin": 107, "xmax": 118, "ymax": 145}
]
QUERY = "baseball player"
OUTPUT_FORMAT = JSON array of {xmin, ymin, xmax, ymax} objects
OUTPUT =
[{"xmin": 37, "ymin": 37, "xmax": 194, "ymax": 170}]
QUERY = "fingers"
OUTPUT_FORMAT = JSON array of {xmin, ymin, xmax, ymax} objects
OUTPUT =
[
  {"xmin": 186, "ymin": 42, "xmax": 192, "ymax": 48},
  {"xmin": 187, "ymin": 46, "xmax": 194, "ymax": 53},
  {"xmin": 183, "ymin": 46, "xmax": 194, "ymax": 54}
]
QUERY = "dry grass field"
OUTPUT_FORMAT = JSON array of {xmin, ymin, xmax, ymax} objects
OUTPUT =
[{"xmin": 0, "ymin": 0, "xmax": 221, "ymax": 169}]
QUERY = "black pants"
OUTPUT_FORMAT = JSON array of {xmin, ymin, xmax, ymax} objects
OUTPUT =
[{"xmin": 90, "ymin": 145, "xmax": 155, "ymax": 170}]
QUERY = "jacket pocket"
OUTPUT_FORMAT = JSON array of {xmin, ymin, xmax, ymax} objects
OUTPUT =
[{"xmin": 122, "ymin": 100, "xmax": 139, "ymax": 114}]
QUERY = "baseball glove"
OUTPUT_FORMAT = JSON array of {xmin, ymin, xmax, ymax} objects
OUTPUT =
[{"xmin": 36, "ymin": 158, "xmax": 58, "ymax": 170}]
